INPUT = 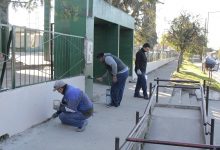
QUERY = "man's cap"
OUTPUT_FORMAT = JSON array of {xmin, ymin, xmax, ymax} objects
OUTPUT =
[{"xmin": 53, "ymin": 80, "xmax": 66, "ymax": 91}]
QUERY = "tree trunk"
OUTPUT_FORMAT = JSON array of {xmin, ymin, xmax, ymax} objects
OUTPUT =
[{"xmin": 177, "ymin": 51, "xmax": 184, "ymax": 72}]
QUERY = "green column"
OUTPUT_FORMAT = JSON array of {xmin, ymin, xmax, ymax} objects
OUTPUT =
[{"xmin": 44, "ymin": 0, "xmax": 51, "ymax": 61}]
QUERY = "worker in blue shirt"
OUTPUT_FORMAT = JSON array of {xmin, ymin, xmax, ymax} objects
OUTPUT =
[{"xmin": 52, "ymin": 80, "xmax": 93, "ymax": 132}]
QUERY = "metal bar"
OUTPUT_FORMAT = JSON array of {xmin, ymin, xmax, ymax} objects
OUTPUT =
[
  {"xmin": 200, "ymin": 86, "xmax": 208, "ymax": 127},
  {"xmin": 206, "ymin": 86, "xmax": 209, "ymax": 116},
  {"xmin": 28, "ymin": 30, "xmax": 31, "ymax": 84},
  {"xmin": 115, "ymin": 137, "xmax": 120, "ymax": 150},
  {"xmin": 126, "ymin": 138, "xmax": 220, "ymax": 149},
  {"xmin": 210, "ymin": 119, "xmax": 215, "ymax": 145},
  {"xmin": 158, "ymin": 85, "xmax": 200, "ymax": 89},
  {"xmin": 203, "ymin": 80, "xmax": 206, "ymax": 94},
  {"xmin": 11, "ymin": 26, "xmax": 16, "ymax": 89},
  {"xmin": 128, "ymin": 85, "xmax": 158, "ymax": 138},
  {"xmin": 38, "ymin": 32, "xmax": 40, "ymax": 83},
  {"xmin": 19, "ymin": 27, "xmax": 22, "ymax": 86},
  {"xmin": 50, "ymin": 23, "xmax": 54, "ymax": 79},
  {"xmin": 149, "ymin": 82, "xmax": 152, "ymax": 98},
  {"xmin": 33, "ymin": 30, "xmax": 36, "ymax": 84},
  {"xmin": 0, "ymin": 23, "xmax": 84, "ymax": 39},
  {"xmin": 156, "ymin": 78, "xmax": 159, "ymax": 103},
  {"xmin": 24, "ymin": 27, "xmax": 27, "ymax": 85},
  {"xmin": 136, "ymin": 111, "xmax": 139, "ymax": 125},
  {"xmin": 0, "ymin": 28, "xmax": 12, "ymax": 89},
  {"xmin": 154, "ymin": 79, "xmax": 200, "ymax": 83}
]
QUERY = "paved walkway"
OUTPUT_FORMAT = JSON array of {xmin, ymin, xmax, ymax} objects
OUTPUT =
[
  {"xmin": 0, "ymin": 60, "xmax": 177, "ymax": 150},
  {"xmin": 1, "ymin": 60, "xmax": 219, "ymax": 150}
]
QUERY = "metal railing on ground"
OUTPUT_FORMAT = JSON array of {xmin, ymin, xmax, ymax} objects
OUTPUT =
[
  {"xmin": 115, "ymin": 78, "xmax": 220, "ymax": 150},
  {"xmin": 0, "ymin": 24, "xmax": 85, "ymax": 91}
]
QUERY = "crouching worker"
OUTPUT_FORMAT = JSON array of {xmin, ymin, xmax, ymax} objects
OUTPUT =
[{"xmin": 52, "ymin": 80, "xmax": 93, "ymax": 132}]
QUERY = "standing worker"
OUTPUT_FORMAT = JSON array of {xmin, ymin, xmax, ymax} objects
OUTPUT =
[
  {"xmin": 96, "ymin": 52, "xmax": 129, "ymax": 107},
  {"xmin": 52, "ymin": 80, "xmax": 93, "ymax": 132},
  {"xmin": 134, "ymin": 43, "xmax": 151, "ymax": 100}
]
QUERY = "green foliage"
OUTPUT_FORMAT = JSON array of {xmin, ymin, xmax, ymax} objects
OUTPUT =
[
  {"xmin": 217, "ymin": 49, "xmax": 220, "ymax": 59},
  {"xmin": 164, "ymin": 12, "xmax": 206, "ymax": 72},
  {"xmin": 11, "ymin": 0, "xmax": 43, "ymax": 12},
  {"xmin": 105, "ymin": 0, "xmax": 158, "ymax": 46}
]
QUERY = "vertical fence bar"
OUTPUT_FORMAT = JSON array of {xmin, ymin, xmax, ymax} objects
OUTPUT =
[
  {"xmin": 11, "ymin": 26, "xmax": 16, "ymax": 89},
  {"xmin": 206, "ymin": 86, "xmax": 209, "ymax": 116},
  {"xmin": 28, "ymin": 30, "xmax": 31, "ymax": 84},
  {"xmin": 210, "ymin": 119, "xmax": 215, "ymax": 145},
  {"xmin": 19, "ymin": 27, "xmax": 22, "ymax": 86},
  {"xmin": 33, "ymin": 30, "xmax": 36, "ymax": 84},
  {"xmin": 50, "ymin": 23, "xmax": 54, "ymax": 79},
  {"xmin": 149, "ymin": 82, "xmax": 152, "ymax": 99},
  {"xmin": 24, "ymin": 27, "xmax": 27, "ymax": 85},
  {"xmin": 203, "ymin": 80, "xmax": 206, "ymax": 94},
  {"xmin": 38, "ymin": 31, "xmax": 40, "ymax": 83},
  {"xmin": 115, "ymin": 137, "xmax": 120, "ymax": 150},
  {"xmin": 136, "ymin": 111, "xmax": 139, "ymax": 125},
  {"xmin": 156, "ymin": 77, "xmax": 159, "ymax": 103}
]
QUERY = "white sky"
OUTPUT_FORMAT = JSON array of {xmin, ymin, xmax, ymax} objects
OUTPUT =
[
  {"xmin": 9, "ymin": 4, "xmax": 44, "ymax": 30},
  {"xmin": 156, "ymin": 0, "xmax": 220, "ymax": 50},
  {"xmin": 8, "ymin": 1, "xmax": 220, "ymax": 50}
]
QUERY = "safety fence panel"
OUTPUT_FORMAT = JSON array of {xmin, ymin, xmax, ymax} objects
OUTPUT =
[{"xmin": 0, "ymin": 24, "xmax": 85, "ymax": 91}]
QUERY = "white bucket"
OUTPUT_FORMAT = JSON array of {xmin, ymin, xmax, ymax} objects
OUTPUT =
[
  {"xmin": 53, "ymin": 100, "xmax": 61, "ymax": 111},
  {"xmin": 106, "ymin": 89, "xmax": 112, "ymax": 105}
]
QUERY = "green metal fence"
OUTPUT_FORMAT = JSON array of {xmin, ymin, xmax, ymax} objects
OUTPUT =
[{"xmin": 0, "ymin": 24, "xmax": 85, "ymax": 91}]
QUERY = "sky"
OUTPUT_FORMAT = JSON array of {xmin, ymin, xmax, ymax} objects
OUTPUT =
[
  {"xmin": 156, "ymin": 0, "xmax": 220, "ymax": 50},
  {"xmin": 9, "ymin": 4, "xmax": 44, "ymax": 30},
  {"xmin": 8, "ymin": 0, "xmax": 220, "ymax": 50}
]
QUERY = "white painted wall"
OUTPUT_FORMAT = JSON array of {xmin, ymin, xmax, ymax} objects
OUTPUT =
[{"xmin": 0, "ymin": 76, "xmax": 85, "ymax": 137}]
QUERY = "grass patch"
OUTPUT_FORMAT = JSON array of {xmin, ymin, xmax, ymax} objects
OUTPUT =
[{"xmin": 172, "ymin": 60, "xmax": 220, "ymax": 91}]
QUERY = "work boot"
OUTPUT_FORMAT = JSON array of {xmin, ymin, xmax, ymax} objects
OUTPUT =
[
  {"xmin": 76, "ymin": 120, "xmax": 88, "ymax": 132},
  {"xmin": 134, "ymin": 94, "xmax": 144, "ymax": 98},
  {"xmin": 143, "ymin": 95, "xmax": 149, "ymax": 100}
]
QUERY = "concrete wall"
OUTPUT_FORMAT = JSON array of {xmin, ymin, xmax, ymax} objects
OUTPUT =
[
  {"xmin": 0, "ymin": 76, "xmax": 85, "ymax": 137},
  {"xmin": 132, "ymin": 58, "xmax": 176, "ymax": 80}
]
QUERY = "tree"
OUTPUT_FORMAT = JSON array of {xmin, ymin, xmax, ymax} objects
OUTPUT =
[
  {"xmin": 0, "ymin": 0, "xmax": 43, "ymax": 24},
  {"xmin": 188, "ymin": 33, "xmax": 206, "ymax": 60},
  {"xmin": 217, "ymin": 49, "xmax": 220, "ymax": 59},
  {"xmin": 165, "ymin": 12, "xmax": 205, "ymax": 72},
  {"xmin": 104, "ymin": 0, "xmax": 157, "ymax": 46}
]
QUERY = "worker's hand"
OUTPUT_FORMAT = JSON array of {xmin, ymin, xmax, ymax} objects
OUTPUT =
[
  {"xmin": 112, "ymin": 75, "xmax": 117, "ymax": 83},
  {"xmin": 137, "ymin": 69, "xmax": 142, "ymax": 75},
  {"xmin": 96, "ymin": 77, "xmax": 103, "ymax": 82}
]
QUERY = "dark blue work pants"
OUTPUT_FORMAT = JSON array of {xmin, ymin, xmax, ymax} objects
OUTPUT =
[
  {"xmin": 134, "ymin": 73, "xmax": 147, "ymax": 97},
  {"xmin": 111, "ymin": 70, "xmax": 129, "ymax": 107}
]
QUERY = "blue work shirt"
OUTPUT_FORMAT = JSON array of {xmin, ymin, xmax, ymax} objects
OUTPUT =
[{"xmin": 62, "ymin": 85, "xmax": 93, "ymax": 113}]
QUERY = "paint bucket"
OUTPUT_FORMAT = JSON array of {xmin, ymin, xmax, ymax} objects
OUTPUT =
[
  {"xmin": 53, "ymin": 100, "xmax": 61, "ymax": 111},
  {"xmin": 106, "ymin": 89, "xmax": 112, "ymax": 105}
]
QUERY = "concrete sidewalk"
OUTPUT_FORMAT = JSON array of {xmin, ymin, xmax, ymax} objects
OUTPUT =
[{"xmin": 0, "ymin": 60, "xmax": 178, "ymax": 150}]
